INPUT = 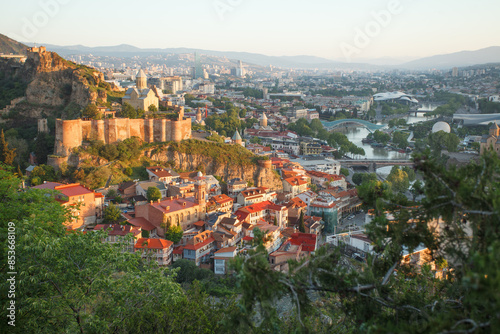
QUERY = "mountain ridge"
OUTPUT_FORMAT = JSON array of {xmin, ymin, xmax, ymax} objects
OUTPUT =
[{"xmin": 2, "ymin": 34, "xmax": 499, "ymax": 70}]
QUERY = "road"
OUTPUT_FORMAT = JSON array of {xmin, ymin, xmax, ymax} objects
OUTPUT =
[{"xmin": 336, "ymin": 211, "xmax": 366, "ymax": 234}]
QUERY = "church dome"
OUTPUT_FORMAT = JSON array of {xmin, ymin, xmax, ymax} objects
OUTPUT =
[{"xmin": 432, "ymin": 122, "xmax": 451, "ymax": 133}]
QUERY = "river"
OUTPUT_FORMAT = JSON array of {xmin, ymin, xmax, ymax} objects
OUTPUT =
[{"xmin": 339, "ymin": 104, "xmax": 439, "ymax": 176}]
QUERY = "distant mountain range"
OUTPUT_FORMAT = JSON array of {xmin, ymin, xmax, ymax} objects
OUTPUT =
[
  {"xmin": 401, "ymin": 46, "xmax": 500, "ymax": 69},
  {"xmin": 1, "ymin": 33, "xmax": 499, "ymax": 70}
]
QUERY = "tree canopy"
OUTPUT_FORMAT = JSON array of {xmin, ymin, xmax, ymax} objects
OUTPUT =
[{"xmin": 146, "ymin": 186, "xmax": 162, "ymax": 202}]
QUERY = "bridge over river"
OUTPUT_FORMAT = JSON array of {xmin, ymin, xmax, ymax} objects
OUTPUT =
[
  {"xmin": 321, "ymin": 119, "xmax": 385, "ymax": 132},
  {"xmin": 339, "ymin": 159, "xmax": 414, "ymax": 172}
]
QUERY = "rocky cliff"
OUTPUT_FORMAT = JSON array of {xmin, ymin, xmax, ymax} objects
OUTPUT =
[
  {"xmin": 23, "ymin": 49, "xmax": 106, "ymax": 108},
  {"xmin": 60, "ymin": 140, "xmax": 283, "ymax": 192},
  {"xmin": 0, "ymin": 46, "xmax": 111, "ymax": 119},
  {"xmin": 147, "ymin": 148, "xmax": 283, "ymax": 191}
]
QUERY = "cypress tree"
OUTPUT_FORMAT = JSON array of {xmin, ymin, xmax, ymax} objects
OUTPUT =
[{"xmin": 0, "ymin": 129, "xmax": 16, "ymax": 165}]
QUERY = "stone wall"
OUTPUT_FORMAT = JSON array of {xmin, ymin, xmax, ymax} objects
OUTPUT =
[{"xmin": 54, "ymin": 117, "xmax": 191, "ymax": 157}]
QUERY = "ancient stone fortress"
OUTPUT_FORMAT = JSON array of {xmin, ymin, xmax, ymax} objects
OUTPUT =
[{"xmin": 53, "ymin": 107, "xmax": 191, "ymax": 157}]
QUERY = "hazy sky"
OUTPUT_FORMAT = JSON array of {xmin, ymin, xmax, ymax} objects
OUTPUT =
[{"xmin": 1, "ymin": 0, "xmax": 499, "ymax": 61}]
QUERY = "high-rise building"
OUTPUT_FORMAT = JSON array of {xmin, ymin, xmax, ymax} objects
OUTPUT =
[
  {"xmin": 193, "ymin": 52, "xmax": 204, "ymax": 79},
  {"xmin": 452, "ymin": 67, "xmax": 459, "ymax": 77}
]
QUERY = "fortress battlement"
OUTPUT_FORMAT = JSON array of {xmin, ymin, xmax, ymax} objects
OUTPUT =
[{"xmin": 54, "ymin": 116, "xmax": 191, "ymax": 157}]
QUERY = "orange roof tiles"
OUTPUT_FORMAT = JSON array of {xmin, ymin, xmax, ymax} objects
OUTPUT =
[
  {"xmin": 284, "ymin": 176, "xmax": 308, "ymax": 187},
  {"xmin": 146, "ymin": 166, "xmax": 175, "ymax": 178},
  {"xmin": 134, "ymin": 238, "xmax": 173, "ymax": 249},
  {"xmin": 210, "ymin": 194, "xmax": 233, "ymax": 205},
  {"xmin": 238, "ymin": 200, "xmax": 285, "ymax": 214}
]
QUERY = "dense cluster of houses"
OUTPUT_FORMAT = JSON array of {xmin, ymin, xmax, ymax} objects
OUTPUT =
[{"xmin": 32, "ymin": 152, "xmax": 364, "ymax": 273}]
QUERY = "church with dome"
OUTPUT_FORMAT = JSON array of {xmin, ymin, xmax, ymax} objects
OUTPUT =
[
  {"xmin": 122, "ymin": 69, "xmax": 159, "ymax": 111},
  {"xmin": 480, "ymin": 122, "xmax": 500, "ymax": 156}
]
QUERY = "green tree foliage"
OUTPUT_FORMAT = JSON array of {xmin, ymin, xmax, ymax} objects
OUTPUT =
[
  {"xmin": 164, "ymin": 222, "xmax": 184, "ymax": 244},
  {"xmin": 428, "ymin": 131, "xmax": 461, "ymax": 153},
  {"xmin": 148, "ymin": 104, "xmax": 158, "ymax": 112},
  {"xmin": 427, "ymin": 92, "xmax": 466, "ymax": 117},
  {"xmin": 240, "ymin": 88, "xmax": 263, "ymax": 99},
  {"xmin": 82, "ymin": 103, "xmax": 101, "ymax": 119},
  {"xmin": 124, "ymin": 166, "xmax": 133, "ymax": 176},
  {"xmin": 0, "ymin": 71, "xmax": 27, "ymax": 109},
  {"xmin": 121, "ymin": 102, "xmax": 137, "ymax": 118},
  {"xmin": 228, "ymin": 151, "xmax": 500, "ymax": 332},
  {"xmin": 402, "ymin": 165, "xmax": 416, "ymax": 182},
  {"xmin": 352, "ymin": 172, "xmax": 364, "ymax": 186},
  {"xmin": 409, "ymin": 179, "xmax": 424, "ymax": 201},
  {"xmin": 106, "ymin": 189, "xmax": 117, "ymax": 199},
  {"xmin": 29, "ymin": 164, "xmax": 56, "ymax": 185},
  {"xmin": 249, "ymin": 136, "xmax": 262, "ymax": 144},
  {"xmin": 380, "ymin": 102, "xmax": 409, "ymax": 115},
  {"xmin": 340, "ymin": 167, "xmax": 349, "ymax": 177},
  {"xmin": 478, "ymin": 98, "xmax": 500, "ymax": 114},
  {"xmin": 205, "ymin": 105, "xmax": 243, "ymax": 137},
  {"xmin": 388, "ymin": 118, "xmax": 407, "ymax": 128},
  {"xmin": 392, "ymin": 131, "xmax": 409, "ymax": 149},
  {"xmin": 35, "ymin": 132, "xmax": 54, "ymax": 165},
  {"xmin": 298, "ymin": 211, "xmax": 306, "ymax": 233},
  {"xmin": 146, "ymin": 186, "xmax": 162, "ymax": 202},
  {"xmin": 387, "ymin": 165, "xmax": 410, "ymax": 193},
  {"xmin": 353, "ymin": 172, "xmax": 378, "ymax": 186},
  {"xmin": 0, "ymin": 129, "xmax": 16, "ymax": 165},
  {"xmin": 372, "ymin": 130, "xmax": 391, "ymax": 145},
  {"xmin": 86, "ymin": 137, "xmax": 142, "ymax": 162},
  {"xmin": 99, "ymin": 143, "xmax": 119, "ymax": 161},
  {"xmin": 1, "ymin": 167, "xmax": 233, "ymax": 333},
  {"xmin": 104, "ymin": 202, "xmax": 122, "ymax": 224}
]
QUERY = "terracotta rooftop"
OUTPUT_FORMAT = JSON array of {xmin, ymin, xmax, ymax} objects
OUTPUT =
[
  {"xmin": 210, "ymin": 194, "xmax": 233, "ymax": 204},
  {"xmin": 128, "ymin": 217, "xmax": 156, "ymax": 231},
  {"xmin": 214, "ymin": 246, "xmax": 237, "ymax": 255},
  {"xmin": 134, "ymin": 238, "xmax": 173, "ymax": 249},
  {"xmin": 284, "ymin": 176, "xmax": 308, "ymax": 187}
]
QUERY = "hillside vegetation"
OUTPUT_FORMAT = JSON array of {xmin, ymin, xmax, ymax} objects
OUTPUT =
[{"xmin": 0, "ymin": 33, "xmax": 27, "ymax": 55}]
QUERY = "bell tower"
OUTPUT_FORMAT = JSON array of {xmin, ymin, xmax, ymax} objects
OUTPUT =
[
  {"xmin": 194, "ymin": 172, "xmax": 206, "ymax": 206},
  {"xmin": 136, "ymin": 69, "xmax": 147, "ymax": 90}
]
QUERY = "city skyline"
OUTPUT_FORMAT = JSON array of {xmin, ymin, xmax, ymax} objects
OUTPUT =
[{"xmin": 1, "ymin": 0, "xmax": 499, "ymax": 62}]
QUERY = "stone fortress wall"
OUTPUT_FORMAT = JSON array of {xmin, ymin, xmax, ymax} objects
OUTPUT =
[{"xmin": 53, "ymin": 107, "xmax": 191, "ymax": 157}]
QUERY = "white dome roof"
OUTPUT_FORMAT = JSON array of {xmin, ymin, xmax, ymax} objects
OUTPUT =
[{"xmin": 432, "ymin": 122, "xmax": 451, "ymax": 133}]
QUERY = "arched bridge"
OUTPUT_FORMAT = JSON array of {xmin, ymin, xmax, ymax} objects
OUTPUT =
[
  {"xmin": 321, "ymin": 119, "xmax": 385, "ymax": 132},
  {"xmin": 339, "ymin": 159, "xmax": 414, "ymax": 172}
]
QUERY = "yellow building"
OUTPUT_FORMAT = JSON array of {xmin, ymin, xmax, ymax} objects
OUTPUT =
[
  {"xmin": 122, "ymin": 69, "xmax": 159, "ymax": 111},
  {"xmin": 480, "ymin": 122, "xmax": 500, "ymax": 156}
]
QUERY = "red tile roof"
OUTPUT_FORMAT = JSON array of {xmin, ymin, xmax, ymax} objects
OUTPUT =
[
  {"xmin": 54, "ymin": 183, "xmax": 94, "ymax": 197},
  {"xmin": 238, "ymin": 200, "xmax": 285, "ymax": 214},
  {"xmin": 210, "ymin": 194, "xmax": 233, "ymax": 205},
  {"xmin": 214, "ymin": 246, "xmax": 237, "ymax": 255},
  {"xmin": 146, "ymin": 166, "xmax": 175, "ymax": 178},
  {"xmin": 284, "ymin": 176, "xmax": 308, "ymax": 187},
  {"xmin": 286, "ymin": 197, "xmax": 307, "ymax": 208},
  {"xmin": 173, "ymin": 245, "xmax": 184, "ymax": 254},
  {"xmin": 128, "ymin": 217, "xmax": 156, "ymax": 231},
  {"xmin": 151, "ymin": 197, "xmax": 199, "ymax": 213},
  {"xmin": 184, "ymin": 236, "xmax": 215, "ymax": 251},
  {"xmin": 289, "ymin": 233, "xmax": 317, "ymax": 252},
  {"xmin": 32, "ymin": 182, "xmax": 63, "ymax": 189},
  {"xmin": 134, "ymin": 238, "xmax": 173, "ymax": 249}
]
